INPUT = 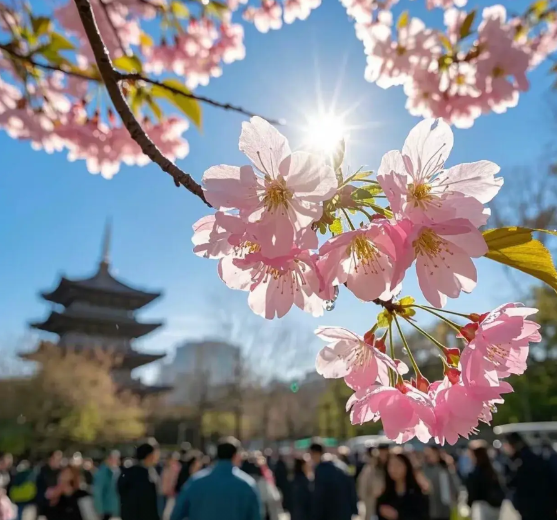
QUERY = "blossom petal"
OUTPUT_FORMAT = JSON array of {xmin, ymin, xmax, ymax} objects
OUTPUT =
[
  {"xmin": 203, "ymin": 164, "xmax": 259, "ymax": 210},
  {"xmin": 280, "ymin": 152, "xmax": 337, "ymax": 201}
]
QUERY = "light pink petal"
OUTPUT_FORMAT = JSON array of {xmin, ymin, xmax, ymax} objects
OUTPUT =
[
  {"xmin": 288, "ymin": 197, "xmax": 322, "ymax": 228},
  {"xmin": 316, "ymin": 342, "xmax": 353, "ymax": 378},
  {"xmin": 218, "ymin": 256, "xmax": 253, "ymax": 290},
  {"xmin": 239, "ymin": 116, "xmax": 291, "ymax": 178},
  {"xmin": 376, "ymin": 166, "xmax": 408, "ymax": 216},
  {"xmin": 436, "ymin": 160, "xmax": 503, "ymax": 204},
  {"xmin": 203, "ymin": 164, "xmax": 259, "ymax": 210},
  {"xmin": 441, "ymin": 225, "xmax": 488, "ymax": 258},
  {"xmin": 315, "ymin": 326, "xmax": 362, "ymax": 343},
  {"xmin": 345, "ymin": 358, "xmax": 379, "ymax": 391},
  {"xmin": 248, "ymin": 274, "xmax": 293, "ymax": 319},
  {"xmin": 416, "ymin": 254, "xmax": 448, "ymax": 308},
  {"xmin": 402, "ymin": 118, "xmax": 454, "ymax": 183},
  {"xmin": 280, "ymin": 152, "xmax": 337, "ymax": 201},
  {"xmin": 253, "ymin": 211, "xmax": 294, "ymax": 258},
  {"xmin": 346, "ymin": 253, "xmax": 394, "ymax": 301}
]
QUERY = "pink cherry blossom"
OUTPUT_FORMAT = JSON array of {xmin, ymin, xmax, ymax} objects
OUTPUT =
[
  {"xmin": 340, "ymin": 0, "xmax": 396, "ymax": 24},
  {"xmin": 217, "ymin": 21, "xmax": 246, "ymax": 64},
  {"xmin": 348, "ymin": 383, "xmax": 435, "ymax": 443},
  {"xmin": 315, "ymin": 327, "xmax": 401, "ymax": 390},
  {"xmin": 219, "ymin": 249, "xmax": 325, "ymax": 319},
  {"xmin": 317, "ymin": 221, "xmax": 401, "ymax": 302},
  {"xmin": 203, "ymin": 116, "xmax": 336, "ymax": 258},
  {"xmin": 392, "ymin": 218, "xmax": 488, "ymax": 308},
  {"xmin": 431, "ymin": 378, "xmax": 483, "ymax": 445},
  {"xmin": 465, "ymin": 303, "xmax": 541, "ymax": 378},
  {"xmin": 283, "ymin": 0, "xmax": 321, "ymax": 24},
  {"xmin": 243, "ymin": 0, "xmax": 283, "ymax": 33},
  {"xmin": 426, "ymin": 0, "xmax": 466, "ymax": 9},
  {"xmin": 377, "ymin": 118, "xmax": 502, "ymax": 227}
]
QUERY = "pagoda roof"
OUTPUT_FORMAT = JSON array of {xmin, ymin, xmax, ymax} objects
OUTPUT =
[
  {"xmin": 30, "ymin": 310, "xmax": 162, "ymax": 339},
  {"xmin": 42, "ymin": 264, "xmax": 161, "ymax": 310},
  {"xmin": 120, "ymin": 380, "xmax": 173, "ymax": 397}
]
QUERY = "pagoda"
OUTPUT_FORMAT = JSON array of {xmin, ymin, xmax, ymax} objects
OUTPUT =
[{"xmin": 23, "ymin": 222, "xmax": 171, "ymax": 397}]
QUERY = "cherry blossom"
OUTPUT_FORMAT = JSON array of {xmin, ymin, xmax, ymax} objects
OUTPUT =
[
  {"xmin": 315, "ymin": 326, "xmax": 400, "ymax": 390},
  {"xmin": 220, "ymin": 249, "xmax": 325, "ymax": 319},
  {"xmin": 203, "ymin": 116, "xmax": 336, "ymax": 258},
  {"xmin": 317, "ymin": 222, "xmax": 401, "ymax": 302},
  {"xmin": 426, "ymin": 0, "xmax": 466, "ymax": 9},
  {"xmin": 348, "ymin": 383, "xmax": 435, "ymax": 443},
  {"xmin": 283, "ymin": 0, "xmax": 321, "ymax": 24},
  {"xmin": 377, "ymin": 118, "xmax": 502, "ymax": 227},
  {"xmin": 392, "ymin": 218, "xmax": 488, "ymax": 308},
  {"xmin": 243, "ymin": 0, "xmax": 283, "ymax": 33}
]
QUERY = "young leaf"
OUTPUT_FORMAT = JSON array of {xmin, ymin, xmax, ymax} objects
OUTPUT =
[
  {"xmin": 365, "ymin": 203, "xmax": 393, "ymax": 218},
  {"xmin": 113, "ymin": 55, "xmax": 143, "ymax": 73},
  {"xmin": 329, "ymin": 218, "xmax": 343, "ymax": 236},
  {"xmin": 49, "ymin": 32, "xmax": 75, "ymax": 51},
  {"xmin": 397, "ymin": 296, "xmax": 416, "ymax": 318},
  {"xmin": 483, "ymin": 227, "xmax": 557, "ymax": 291},
  {"xmin": 438, "ymin": 34, "xmax": 452, "ymax": 53},
  {"xmin": 352, "ymin": 184, "xmax": 383, "ymax": 201},
  {"xmin": 130, "ymin": 88, "xmax": 146, "ymax": 115},
  {"xmin": 377, "ymin": 309, "xmax": 393, "ymax": 328},
  {"xmin": 139, "ymin": 32, "xmax": 154, "ymax": 47},
  {"xmin": 204, "ymin": 0, "xmax": 228, "ymax": 19},
  {"xmin": 32, "ymin": 16, "xmax": 52, "ymax": 36},
  {"xmin": 459, "ymin": 10, "xmax": 476, "ymax": 40},
  {"xmin": 397, "ymin": 10, "xmax": 409, "ymax": 30},
  {"xmin": 145, "ymin": 94, "xmax": 163, "ymax": 121},
  {"xmin": 151, "ymin": 79, "xmax": 202, "ymax": 129},
  {"xmin": 170, "ymin": 1, "xmax": 190, "ymax": 18},
  {"xmin": 531, "ymin": 0, "xmax": 548, "ymax": 17}
]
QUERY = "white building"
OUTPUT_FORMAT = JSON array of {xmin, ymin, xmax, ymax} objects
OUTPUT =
[{"xmin": 160, "ymin": 340, "xmax": 240, "ymax": 405}]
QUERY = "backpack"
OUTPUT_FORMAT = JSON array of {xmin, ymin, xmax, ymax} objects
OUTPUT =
[{"xmin": 8, "ymin": 471, "xmax": 37, "ymax": 504}]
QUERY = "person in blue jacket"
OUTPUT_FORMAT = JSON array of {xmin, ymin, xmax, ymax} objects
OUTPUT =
[
  {"xmin": 171, "ymin": 437, "xmax": 261, "ymax": 520},
  {"xmin": 93, "ymin": 450, "xmax": 121, "ymax": 520}
]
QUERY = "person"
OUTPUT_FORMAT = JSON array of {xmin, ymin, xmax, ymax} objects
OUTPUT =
[
  {"xmin": 503, "ymin": 432, "xmax": 557, "ymax": 520},
  {"xmin": 273, "ymin": 454, "xmax": 291, "ymax": 513},
  {"xmin": 93, "ymin": 450, "xmax": 120, "ymax": 520},
  {"xmin": 309, "ymin": 440, "xmax": 358, "ymax": 520},
  {"xmin": 161, "ymin": 452, "xmax": 181, "ymax": 520},
  {"xmin": 465, "ymin": 441, "xmax": 504, "ymax": 520},
  {"xmin": 8, "ymin": 460, "xmax": 37, "ymax": 520},
  {"xmin": 170, "ymin": 436, "xmax": 261, "ymax": 520},
  {"xmin": 36, "ymin": 450, "xmax": 63, "ymax": 515},
  {"xmin": 376, "ymin": 450, "xmax": 429, "ymax": 520},
  {"xmin": 118, "ymin": 440, "xmax": 161, "ymax": 520},
  {"xmin": 291, "ymin": 456, "xmax": 311, "ymax": 520},
  {"xmin": 242, "ymin": 455, "xmax": 283, "ymax": 520},
  {"xmin": 43, "ymin": 466, "xmax": 91, "ymax": 520},
  {"xmin": 174, "ymin": 450, "xmax": 202, "ymax": 494},
  {"xmin": 0, "ymin": 453, "xmax": 13, "ymax": 492},
  {"xmin": 422, "ymin": 446, "xmax": 459, "ymax": 520},
  {"xmin": 81, "ymin": 459, "xmax": 95, "ymax": 491},
  {"xmin": 357, "ymin": 446, "xmax": 389, "ymax": 520}
]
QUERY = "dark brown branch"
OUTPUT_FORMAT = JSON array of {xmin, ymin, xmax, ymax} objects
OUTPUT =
[
  {"xmin": 120, "ymin": 73, "xmax": 283, "ymax": 125},
  {"xmin": 73, "ymin": 0, "xmax": 210, "ymax": 205},
  {"xmin": 0, "ymin": 44, "xmax": 97, "ymax": 80}
]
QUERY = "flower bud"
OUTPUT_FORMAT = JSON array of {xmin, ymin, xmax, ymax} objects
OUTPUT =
[
  {"xmin": 442, "ymin": 346, "xmax": 461, "ymax": 366},
  {"xmin": 457, "ymin": 322, "xmax": 478, "ymax": 342},
  {"xmin": 445, "ymin": 367, "xmax": 461, "ymax": 385},
  {"xmin": 363, "ymin": 330, "xmax": 375, "ymax": 346}
]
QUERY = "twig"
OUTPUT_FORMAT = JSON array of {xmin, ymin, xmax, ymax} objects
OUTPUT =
[
  {"xmin": 73, "ymin": 0, "xmax": 210, "ymax": 205},
  {"xmin": 0, "ymin": 45, "xmax": 281, "ymax": 123},
  {"xmin": 97, "ymin": 0, "xmax": 128, "ymax": 57},
  {"xmin": 120, "ymin": 73, "xmax": 283, "ymax": 125}
]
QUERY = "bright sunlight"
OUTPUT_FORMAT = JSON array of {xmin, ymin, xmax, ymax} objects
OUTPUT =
[{"xmin": 304, "ymin": 113, "xmax": 347, "ymax": 154}]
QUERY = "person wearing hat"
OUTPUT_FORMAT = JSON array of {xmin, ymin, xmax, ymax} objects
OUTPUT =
[{"xmin": 118, "ymin": 440, "xmax": 161, "ymax": 520}]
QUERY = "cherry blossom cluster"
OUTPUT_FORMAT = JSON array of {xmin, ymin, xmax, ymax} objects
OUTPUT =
[
  {"xmin": 242, "ymin": 0, "xmax": 321, "ymax": 33},
  {"xmin": 193, "ymin": 115, "xmax": 543, "ymax": 444},
  {"xmin": 350, "ymin": 3, "xmax": 557, "ymax": 127}
]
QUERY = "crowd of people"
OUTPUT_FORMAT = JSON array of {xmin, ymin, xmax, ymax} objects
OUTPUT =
[{"xmin": 0, "ymin": 432, "xmax": 556, "ymax": 520}]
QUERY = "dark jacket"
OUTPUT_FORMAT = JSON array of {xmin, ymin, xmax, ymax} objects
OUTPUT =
[
  {"xmin": 43, "ymin": 489, "xmax": 89, "ymax": 520},
  {"xmin": 35, "ymin": 465, "xmax": 60, "ymax": 513},
  {"xmin": 170, "ymin": 461, "xmax": 261, "ymax": 520},
  {"xmin": 376, "ymin": 487, "xmax": 429, "ymax": 520},
  {"xmin": 506, "ymin": 446, "xmax": 557, "ymax": 520},
  {"xmin": 118, "ymin": 465, "xmax": 160, "ymax": 520},
  {"xmin": 311, "ymin": 459, "xmax": 358, "ymax": 520},
  {"xmin": 465, "ymin": 466, "xmax": 504, "ymax": 508},
  {"xmin": 291, "ymin": 474, "xmax": 311, "ymax": 520},
  {"xmin": 273, "ymin": 459, "xmax": 291, "ymax": 512}
]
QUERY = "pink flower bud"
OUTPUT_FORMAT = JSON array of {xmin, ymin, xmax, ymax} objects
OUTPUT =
[{"xmin": 458, "ymin": 322, "xmax": 478, "ymax": 342}]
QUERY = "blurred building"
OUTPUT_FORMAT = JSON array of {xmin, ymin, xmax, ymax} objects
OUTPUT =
[
  {"xmin": 159, "ymin": 340, "xmax": 240, "ymax": 405},
  {"xmin": 22, "ymin": 222, "xmax": 170, "ymax": 397}
]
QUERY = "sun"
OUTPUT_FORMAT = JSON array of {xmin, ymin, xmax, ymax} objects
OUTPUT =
[{"xmin": 304, "ymin": 113, "xmax": 348, "ymax": 155}]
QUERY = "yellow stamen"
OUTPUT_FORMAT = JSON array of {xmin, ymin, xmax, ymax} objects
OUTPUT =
[
  {"xmin": 396, "ymin": 45, "xmax": 406, "ymax": 56},
  {"xmin": 492, "ymin": 66, "xmax": 505, "ymax": 78},
  {"xmin": 413, "ymin": 228, "xmax": 444, "ymax": 257},
  {"xmin": 263, "ymin": 178, "xmax": 292, "ymax": 212},
  {"xmin": 408, "ymin": 183, "xmax": 433, "ymax": 208}
]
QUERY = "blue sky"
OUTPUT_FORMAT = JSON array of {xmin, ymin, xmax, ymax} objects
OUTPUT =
[{"xmin": 1, "ymin": 0, "xmax": 554, "ymax": 381}]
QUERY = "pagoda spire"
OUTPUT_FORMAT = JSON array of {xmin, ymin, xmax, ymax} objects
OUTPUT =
[{"xmin": 99, "ymin": 219, "xmax": 112, "ymax": 271}]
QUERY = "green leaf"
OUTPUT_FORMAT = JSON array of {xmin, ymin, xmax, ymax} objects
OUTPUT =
[
  {"xmin": 438, "ymin": 34, "xmax": 452, "ymax": 53},
  {"xmin": 318, "ymin": 222, "xmax": 328, "ymax": 235},
  {"xmin": 483, "ymin": 227, "xmax": 557, "ymax": 291},
  {"xmin": 49, "ymin": 32, "xmax": 75, "ymax": 51},
  {"xmin": 398, "ymin": 296, "xmax": 416, "ymax": 318},
  {"xmin": 363, "ymin": 203, "xmax": 393, "ymax": 218},
  {"xmin": 139, "ymin": 32, "xmax": 154, "ymax": 47},
  {"xmin": 130, "ymin": 88, "xmax": 146, "ymax": 115},
  {"xmin": 399, "ymin": 296, "xmax": 415, "ymax": 307},
  {"xmin": 32, "ymin": 16, "xmax": 52, "ymax": 36},
  {"xmin": 113, "ymin": 55, "xmax": 143, "ymax": 73},
  {"xmin": 37, "ymin": 47, "xmax": 71, "ymax": 68},
  {"xmin": 329, "ymin": 218, "xmax": 343, "ymax": 236},
  {"xmin": 170, "ymin": 0, "xmax": 190, "ymax": 18},
  {"xmin": 397, "ymin": 10, "xmax": 409, "ymax": 30},
  {"xmin": 145, "ymin": 95, "xmax": 163, "ymax": 120},
  {"xmin": 351, "ymin": 170, "xmax": 373, "ymax": 181},
  {"xmin": 531, "ymin": 0, "xmax": 548, "ymax": 17},
  {"xmin": 204, "ymin": 0, "xmax": 228, "ymax": 18},
  {"xmin": 377, "ymin": 309, "xmax": 393, "ymax": 329},
  {"xmin": 459, "ymin": 10, "xmax": 476, "ymax": 40},
  {"xmin": 151, "ymin": 79, "xmax": 202, "ymax": 129},
  {"xmin": 352, "ymin": 184, "xmax": 383, "ymax": 201}
]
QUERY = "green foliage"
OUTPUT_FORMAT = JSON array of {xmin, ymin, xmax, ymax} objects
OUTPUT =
[
  {"xmin": 151, "ymin": 79, "xmax": 202, "ymax": 129},
  {"xmin": 459, "ymin": 10, "xmax": 476, "ymax": 39},
  {"xmin": 170, "ymin": 1, "xmax": 190, "ymax": 18},
  {"xmin": 397, "ymin": 11, "xmax": 409, "ymax": 30},
  {"xmin": 351, "ymin": 184, "xmax": 383, "ymax": 203},
  {"xmin": 203, "ymin": 1, "xmax": 228, "ymax": 19},
  {"xmin": 31, "ymin": 16, "xmax": 52, "ymax": 36},
  {"xmin": 48, "ymin": 32, "xmax": 74, "ymax": 51},
  {"xmin": 113, "ymin": 55, "xmax": 143, "ymax": 73},
  {"xmin": 329, "ymin": 218, "xmax": 343, "ymax": 235},
  {"xmin": 483, "ymin": 226, "xmax": 557, "ymax": 291},
  {"xmin": 377, "ymin": 309, "xmax": 393, "ymax": 328}
]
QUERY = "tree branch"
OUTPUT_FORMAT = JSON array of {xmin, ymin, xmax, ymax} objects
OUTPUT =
[{"xmin": 73, "ymin": 0, "xmax": 210, "ymax": 205}]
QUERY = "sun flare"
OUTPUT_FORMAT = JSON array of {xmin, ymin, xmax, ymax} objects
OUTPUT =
[{"xmin": 304, "ymin": 113, "xmax": 347, "ymax": 154}]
